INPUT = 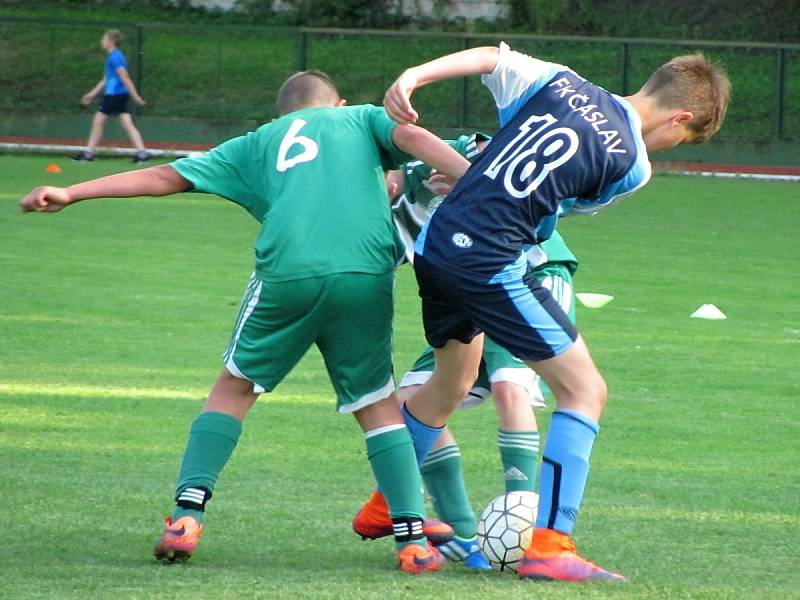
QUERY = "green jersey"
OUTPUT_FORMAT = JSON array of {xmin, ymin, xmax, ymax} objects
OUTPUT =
[
  {"xmin": 527, "ymin": 231, "xmax": 578, "ymax": 274},
  {"xmin": 391, "ymin": 134, "xmax": 488, "ymax": 261},
  {"xmin": 172, "ymin": 105, "xmax": 408, "ymax": 282},
  {"xmin": 403, "ymin": 133, "xmax": 490, "ymax": 211}
]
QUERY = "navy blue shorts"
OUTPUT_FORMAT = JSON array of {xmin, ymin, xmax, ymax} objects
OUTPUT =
[
  {"xmin": 99, "ymin": 94, "xmax": 130, "ymax": 116},
  {"xmin": 413, "ymin": 253, "xmax": 577, "ymax": 361}
]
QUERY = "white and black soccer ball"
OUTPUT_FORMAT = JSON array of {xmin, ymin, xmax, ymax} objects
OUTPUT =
[{"xmin": 477, "ymin": 491, "xmax": 539, "ymax": 572}]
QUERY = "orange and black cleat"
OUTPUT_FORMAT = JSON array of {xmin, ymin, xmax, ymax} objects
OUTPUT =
[
  {"xmin": 153, "ymin": 516, "xmax": 204, "ymax": 563},
  {"xmin": 397, "ymin": 543, "xmax": 447, "ymax": 574},
  {"xmin": 352, "ymin": 490, "xmax": 454, "ymax": 544},
  {"xmin": 517, "ymin": 528, "xmax": 628, "ymax": 583}
]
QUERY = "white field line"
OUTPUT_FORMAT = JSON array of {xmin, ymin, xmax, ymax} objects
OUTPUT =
[
  {"xmin": 657, "ymin": 168, "xmax": 800, "ymax": 182},
  {"xmin": 0, "ymin": 142, "xmax": 202, "ymax": 158},
  {"xmin": 0, "ymin": 382, "xmax": 204, "ymax": 400}
]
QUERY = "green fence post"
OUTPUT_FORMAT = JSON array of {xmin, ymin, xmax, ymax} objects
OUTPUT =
[
  {"xmin": 135, "ymin": 25, "xmax": 144, "ymax": 95},
  {"xmin": 217, "ymin": 36, "xmax": 224, "ymax": 118},
  {"xmin": 619, "ymin": 42, "xmax": 629, "ymax": 95},
  {"xmin": 297, "ymin": 30, "xmax": 308, "ymax": 71},
  {"xmin": 460, "ymin": 36, "xmax": 470, "ymax": 128},
  {"xmin": 776, "ymin": 48, "xmax": 786, "ymax": 139}
]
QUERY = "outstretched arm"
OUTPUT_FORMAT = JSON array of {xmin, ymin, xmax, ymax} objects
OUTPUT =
[
  {"xmin": 424, "ymin": 135, "xmax": 492, "ymax": 195},
  {"xmin": 385, "ymin": 46, "xmax": 500, "ymax": 124},
  {"xmin": 20, "ymin": 165, "xmax": 191, "ymax": 213},
  {"xmin": 392, "ymin": 124, "xmax": 471, "ymax": 180}
]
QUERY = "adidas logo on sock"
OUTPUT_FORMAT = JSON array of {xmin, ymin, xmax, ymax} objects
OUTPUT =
[{"xmin": 504, "ymin": 467, "xmax": 528, "ymax": 481}]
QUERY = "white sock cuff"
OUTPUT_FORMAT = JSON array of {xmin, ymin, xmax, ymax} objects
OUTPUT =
[{"xmin": 364, "ymin": 424, "xmax": 407, "ymax": 439}]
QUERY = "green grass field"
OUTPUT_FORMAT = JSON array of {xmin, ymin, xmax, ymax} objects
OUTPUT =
[{"xmin": 1, "ymin": 155, "xmax": 799, "ymax": 599}]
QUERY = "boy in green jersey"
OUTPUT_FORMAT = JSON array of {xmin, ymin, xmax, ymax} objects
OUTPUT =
[
  {"xmin": 355, "ymin": 133, "xmax": 579, "ymax": 569},
  {"xmin": 19, "ymin": 70, "xmax": 471, "ymax": 573}
]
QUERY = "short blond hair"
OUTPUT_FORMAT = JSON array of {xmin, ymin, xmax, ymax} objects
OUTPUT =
[
  {"xmin": 641, "ymin": 54, "xmax": 731, "ymax": 144},
  {"xmin": 104, "ymin": 29, "xmax": 123, "ymax": 46}
]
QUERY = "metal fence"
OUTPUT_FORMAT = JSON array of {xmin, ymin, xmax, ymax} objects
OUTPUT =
[{"xmin": 1, "ymin": 16, "xmax": 798, "ymax": 164}]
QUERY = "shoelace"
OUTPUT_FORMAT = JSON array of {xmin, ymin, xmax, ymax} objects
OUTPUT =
[
  {"xmin": 560, "ymin": 536, "xmax": 578, "ymax": 554},
  {"xmin": 547, "ymin": 536, "xmax": 604, "ymax": 570},
  {"xmin": 561, "ymin": 539, "xmax": 606, "ymax": 571}
]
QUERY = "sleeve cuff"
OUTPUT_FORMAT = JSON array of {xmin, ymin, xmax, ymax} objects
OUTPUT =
[{"xmin": 480, "ymin": 41, "xmax": 510, "ymax": 88}]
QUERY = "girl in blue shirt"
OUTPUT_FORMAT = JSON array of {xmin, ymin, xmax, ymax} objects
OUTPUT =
[{"xmin": 74, "ymin": 29, "xmax": 149, "ymax": 163}]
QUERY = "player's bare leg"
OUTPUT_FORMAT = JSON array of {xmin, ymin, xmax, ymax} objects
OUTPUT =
[
  {"xmin": 517, "ymin": 336, "xmax": 626, "ymax": 582},
  {"xmin": 200, "ymin": 367, "xmax": 259, "ymax": 419},
  {"xmin": 353, "ymin": 395, "xmax": 445, "ymax": 573},
  {"xmin": 492, "ymin": 381, "xmax": 538, "ymax": 431},
  {"xmin": 119, "ymin": 112, "xmax": 149, "ymax": 162},
  {"xmin": 526, "ymin": 336, "xmax": 606, "ymax": 421},
  {"xmin": 73, "ymin": 112, "xmax": 107, "ymax": 161},
  {"xmin": 404, "ymin": 335, "xmax": 484, "ymax": 427},
  {"xmin": 154, "ymin": 368, "xmax": 257, "ymax": 563},
  {"xmin": 86, "ymin": 112, "xmax": 107, "ymax": 154}
]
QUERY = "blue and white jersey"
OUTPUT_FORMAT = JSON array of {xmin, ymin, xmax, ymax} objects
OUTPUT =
[{"xmin": 415, "ymin": 42, "xmax": 651, "ymax": 281}]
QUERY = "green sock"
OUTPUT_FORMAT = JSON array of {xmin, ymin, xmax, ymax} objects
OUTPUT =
[
  {"xmin": 365, "ymin": 426, "xmax": 427, "ymax": 550},
  {"xmin": 498, "ymin": 429, "xmax": 540, "ymax": 493},
  {"xmin": 172, "ymin": 411, "xmax": 243, "ymax": 524},
  {"xmin": 420, "ymin": 444, "xmax": 477, "ymax": 539}
]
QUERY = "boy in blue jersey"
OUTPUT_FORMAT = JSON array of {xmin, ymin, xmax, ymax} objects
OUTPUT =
[
  {"xmin": 381, "ymin": 43, "xmax": 730, "ymax": 582},
  {"xmin": 355, "ymin": 135, "xmax": 579, "ymax": 572},
  {"xmin": 398, "ymin": 169, "xmax": 579, "ymax": 573},
  {"xmin": 73, "ymin": 29, "xmax": 149, "ymax": 163}
]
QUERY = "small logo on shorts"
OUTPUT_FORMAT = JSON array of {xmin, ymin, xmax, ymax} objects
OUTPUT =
[{"xmin": 452, "ymin": 232, "xmax": 473, "ymax": 248}]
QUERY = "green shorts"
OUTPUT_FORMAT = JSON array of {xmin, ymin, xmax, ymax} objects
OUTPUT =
[
  {"xmin": 224, "ymin": 272, "xmax": 395, "ymax": 413},
  {"xmin": 534, "ymin": 262, "xmax": 576, "ymax": 323},
  {"xmin": 399, "ymin": 263, "xmax": 575, "ymax": 409}
]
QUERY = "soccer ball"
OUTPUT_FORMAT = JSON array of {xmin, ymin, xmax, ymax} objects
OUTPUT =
[{"xmin": 477, "ymin": 491, "xmax": 539, "ymax": 572}]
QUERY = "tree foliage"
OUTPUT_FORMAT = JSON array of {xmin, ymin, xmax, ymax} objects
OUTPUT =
[
  {"xmin": 2, "ymin": 0, "xmax": 797, "ymax": 41},
  {"xmin": 507, "ymin": 0, "xmax": 800, "ymax": 42}
]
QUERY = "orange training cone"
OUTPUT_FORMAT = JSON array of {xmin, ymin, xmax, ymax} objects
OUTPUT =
[{"xmin": 46, "ymin": 164, "xmax": 62, "ymax": 173}]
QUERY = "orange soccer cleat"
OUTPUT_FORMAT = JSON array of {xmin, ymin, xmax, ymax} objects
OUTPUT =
[
  {"xmin": 153, "ymin": 516, "xmax": 204, "ymax": 563},
  {"xmin": 352, "ymin": 490, "xmax": 454, "ymax": 544},
  {"xmin": 397, "ymin": 543, "xmax": 447, "ymax": 574},
  {"xmin": 517, "ymin": 528, "xmax": 628, "ymax": 583}
]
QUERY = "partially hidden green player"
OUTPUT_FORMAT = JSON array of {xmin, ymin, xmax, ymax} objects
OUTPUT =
[
  {"xmin": 19, "ymin": 70, "xmax": 471, "ymax": 573},
  {"xmin": 353, "ymin": 132, "xmax": 579, "ymax": 569}
]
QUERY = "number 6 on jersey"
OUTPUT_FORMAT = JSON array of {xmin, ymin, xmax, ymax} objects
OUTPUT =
[{"xmin": 276, "ymin": 119, "xmax": 319, "ymax": 172}]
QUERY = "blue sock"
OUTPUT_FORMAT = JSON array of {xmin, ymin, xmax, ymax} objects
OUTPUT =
[
  {"xmin": 536, "ymin": 408, "xmax": 599, "ymax": 534},
  {"xmin": 402, "ymin": 401, "xmax": 444, "ymax": 465}
]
